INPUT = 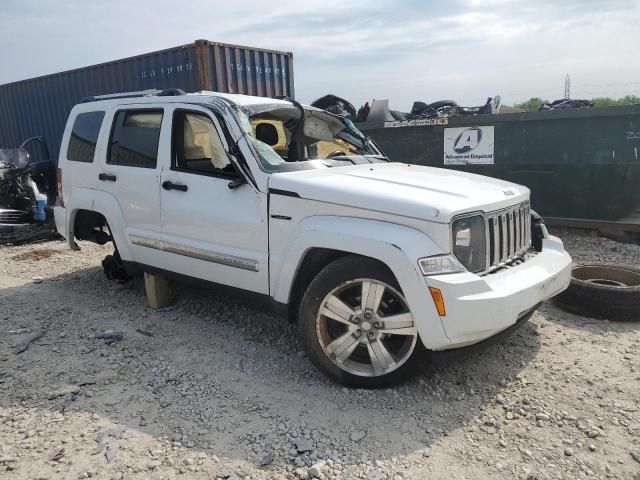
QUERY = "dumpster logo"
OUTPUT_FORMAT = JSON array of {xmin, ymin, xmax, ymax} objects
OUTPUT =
[
  {"xmin": 453, "ymin": 127, "xmax": 482, "ymax": 153},
  {"xmin": 444, "ymin": 126, "xmax": 494, "ymax": 165}
]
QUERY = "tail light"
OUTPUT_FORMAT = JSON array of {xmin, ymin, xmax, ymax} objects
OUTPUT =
[{"xmin": 56, "ymin": 168, "xmax": 64, "ymax": 207}]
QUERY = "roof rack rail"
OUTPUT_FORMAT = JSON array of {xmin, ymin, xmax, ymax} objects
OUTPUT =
[{"xmin": 81, "ymin": 88, "xmax": 186, "ymax": 103}]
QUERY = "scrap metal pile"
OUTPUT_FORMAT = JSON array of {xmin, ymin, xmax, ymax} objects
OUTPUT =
[
  {"xmin": 311, "ymin": 94, "xmax": 502, "ymax": 123},
  {"xmin": 0, "ymin": 137, "xmax": 57, "ymax": 245},
  {"xmin": 312, "ymin": 94, "xmax": 596, "ymax": 122},
  {"xmin": 538, "ymin": 98, "xmax": 594, "ymax": 111}
]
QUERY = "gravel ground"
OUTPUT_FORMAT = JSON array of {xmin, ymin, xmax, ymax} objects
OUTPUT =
[{"xmin": 1, "ymin": 228, "xmax": 639, "ymax": 480}]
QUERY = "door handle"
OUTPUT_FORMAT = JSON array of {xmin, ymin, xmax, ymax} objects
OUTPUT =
[
  {"xmin": 98, "ymin": 173, "xmax": 117, "ymax": 182},
  {"xmin": 162, "ymin": 180, "xmax": 188, "ymax": 192}
]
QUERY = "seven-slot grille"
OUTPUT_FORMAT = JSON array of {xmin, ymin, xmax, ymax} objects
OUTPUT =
[{"xmin": 485, "ymin": 202, "xmax": 531, "ymax": 272}]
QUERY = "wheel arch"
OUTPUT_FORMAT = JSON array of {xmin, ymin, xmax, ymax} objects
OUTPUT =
[
  {"xmin": 271, "ymin": 216, "xmax": 450, "ymax": 348},
  {"xmin": 66, "ymin": 188, "xmax": 132, "ymax": 259},
  {"xmin": 286, "ymin": 247, "xmax": 395, "ymax": 323}
]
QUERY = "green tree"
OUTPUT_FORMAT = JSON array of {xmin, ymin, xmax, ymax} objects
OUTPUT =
[
  {"xmin": 514, "ymin": 97, "xmax": 548, "ymax": 111},
  {"xmin": 591, "ymin": 95, "xmax": 640, "ymax": 107}
]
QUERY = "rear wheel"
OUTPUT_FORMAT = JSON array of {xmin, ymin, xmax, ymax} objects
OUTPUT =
[
  {"xmin": 102, "ymin": 248, "xmax": 130, "ymax": 283},
  {"xmin": 298, "ymin": 255, "xmax": 424, "ymax": 388}
]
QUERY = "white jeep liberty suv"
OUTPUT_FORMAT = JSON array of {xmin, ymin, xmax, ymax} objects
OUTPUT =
[{"xmin": 55, "ymin": 89, "xmax": 572, "ymax": 387}]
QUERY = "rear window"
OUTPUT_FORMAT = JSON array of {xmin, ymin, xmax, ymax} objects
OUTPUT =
[
  {"xmin": 107, "ymin": 110, "xmax": 163, "ymax": 168},
  {"xmin": 67, "ymin": 111, "xmax": 105, "ymax": 162}
]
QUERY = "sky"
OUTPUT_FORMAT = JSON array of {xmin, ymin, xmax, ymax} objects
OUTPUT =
[{"xmin": 1, "ymin": 0, "xmax": 639, "ymax": 111}]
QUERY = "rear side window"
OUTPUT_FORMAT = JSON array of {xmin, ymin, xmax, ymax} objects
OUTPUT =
[
  {"xmin": 107, "ymin": 110, "xmax": 163, "ymax": 168},
  {"xmin": 67, "ymin": 111, "xmax": 105, "ymax": 162}
]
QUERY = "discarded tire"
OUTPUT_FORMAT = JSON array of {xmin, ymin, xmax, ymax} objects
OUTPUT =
[{"xmin": 553, "ymin": 264, "xmax": 640, "ymax": 321}]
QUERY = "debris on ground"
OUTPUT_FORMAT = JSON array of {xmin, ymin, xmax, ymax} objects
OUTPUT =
[
  {"xmin": 46, "ymin": 385, "xmax": 80, "ymax": 400},
  {"xmin": 135, "ymin": 328, "xmax": 154, "ymax": 337},
  {"xmin": 47, "ymin": 446, "xmax": 65, "ymax": 462},
  {"xmin": 94, "ymin": 427, "xmax": 125, "ymax": 463},
  {"xmin": 12, "ymin": 330, "xmax": 45, "ymax": 354},
  {"xmin": 95, "ymin": 329, "xmax": 124, "ymax": 343}
]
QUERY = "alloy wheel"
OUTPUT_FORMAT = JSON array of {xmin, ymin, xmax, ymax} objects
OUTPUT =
[{"xmin": 315, "ymin": 279, "xmax": 418, "ymax": 377}]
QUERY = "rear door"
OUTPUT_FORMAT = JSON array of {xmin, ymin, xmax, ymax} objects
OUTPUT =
[
  {"xmin": 61, "ymin": 110, "xmax": 106, "ymax": 194},
  {"xmin": 159, "ymin": 104, "xmax": 269, "ymax": 294},
  {"xmin": 96, "ymin": 105, "xmax": 167, "ymax": 267}
]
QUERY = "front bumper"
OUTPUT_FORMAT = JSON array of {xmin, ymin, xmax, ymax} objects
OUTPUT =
[
  {"xmin": 428, "ymin": 302, "xmax": 540, "ymax": 362},
  {"xmin": 424, "ymin": 235, "xmax": 571, "ymax": 349}
]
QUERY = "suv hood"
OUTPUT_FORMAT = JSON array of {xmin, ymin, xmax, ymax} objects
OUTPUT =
[{"xmin": 269, "ymin": 163, "xmax": 530, "ymax": 223}]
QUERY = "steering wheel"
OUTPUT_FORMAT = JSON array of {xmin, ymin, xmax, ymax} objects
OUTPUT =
[{"xmin": 326, "ymin": 150, "xmax": 346, "ymax": 158}]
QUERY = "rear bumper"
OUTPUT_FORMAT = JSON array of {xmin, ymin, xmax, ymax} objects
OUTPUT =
[
  {"xmin": 53, "ymin": 206, "xmax": 68, "ymax": 240},
  {"xmin": 423, "ymin": 235, "xmax": 571, "ymax": 349}
]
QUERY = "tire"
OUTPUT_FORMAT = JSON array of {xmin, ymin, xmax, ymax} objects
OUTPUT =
[
  {"xmin": 102, "ymin": 249, "xmax": 130, "ymax": 282},
  {"xmin": 298, "ymin": 255, "xmax": 425, "ymax": 388},
  {"xmin": 553, "ymin": 264, "xmax": 640, "ymax": 321}
]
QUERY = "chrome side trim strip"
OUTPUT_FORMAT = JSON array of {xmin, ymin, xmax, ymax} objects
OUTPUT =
[
  {"xmin": 130, "ymin": 235, "xmax": 163, "ymax": 251},
  {"xmin": 129, "ymin": 235, "xmax": 259, "ymax": 272}
]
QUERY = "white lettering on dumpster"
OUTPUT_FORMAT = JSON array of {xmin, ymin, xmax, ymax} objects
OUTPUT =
[
  {"xmin": 384, "ymin": 118, "xmax": 449, "ymax": 128},
  {"xmin": 444, "ymin": 126, "xmax": 494, "ymax": 165}
]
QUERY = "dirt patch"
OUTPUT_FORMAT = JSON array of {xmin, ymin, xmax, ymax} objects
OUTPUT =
[{"xmin": 11, "ymin": 248, "xmax": 57, "ymax": 261}]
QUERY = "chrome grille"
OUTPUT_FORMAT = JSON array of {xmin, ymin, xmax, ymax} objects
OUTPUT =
[
  {"xmin": 0, "ymin": 209, "xmax": 31, "ymax": 224},
  {"xmin": 484, "ymin": 202, "xmax": 531, "ymax": 272}
]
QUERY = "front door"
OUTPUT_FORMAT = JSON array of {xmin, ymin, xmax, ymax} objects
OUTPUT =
[{"xmin": 159, "ymin": 105, "xmax": 269, "ymax": 294}]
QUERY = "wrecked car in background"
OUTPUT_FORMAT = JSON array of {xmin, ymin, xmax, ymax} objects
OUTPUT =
[{"xmin": 0, "ymin": 137, "xmax": 56, "ymax": 244}]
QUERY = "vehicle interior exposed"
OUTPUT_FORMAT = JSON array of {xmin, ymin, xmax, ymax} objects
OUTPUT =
[
  {"xmin": 240, "ymin": 104, "xmax": 386, "ymax": 172},
  {"xmin": 172, "ymin": 110, "xmax": 234, "ymax": 175}
]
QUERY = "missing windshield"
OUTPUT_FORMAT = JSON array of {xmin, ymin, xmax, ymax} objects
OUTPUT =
[{"xmin": 238, "ymin": 103, "xmax": 384, "ymax": 172}]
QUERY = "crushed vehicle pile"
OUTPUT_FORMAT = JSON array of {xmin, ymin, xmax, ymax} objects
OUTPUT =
[
  {"xmin": 312, "ymin": 94, "xmax": 503, "ymax": 123},
  {"xmin": 538, "ymin": 98, "xmax": 594, "ymax": 111},
  {"xmin": 0, "ymin": 137, "xmax": 57, "ymax": 245}
]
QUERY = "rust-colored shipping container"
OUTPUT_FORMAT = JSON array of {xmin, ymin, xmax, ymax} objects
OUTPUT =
[{"xmin": 0, "ymin": 39, "xmax": 295, "ymax": 162}]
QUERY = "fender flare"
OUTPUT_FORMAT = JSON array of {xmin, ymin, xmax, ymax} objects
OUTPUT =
[
  {"xmin": 271, "ymin": 216, "xmax": 451, "ymax": 349},
  {"xmin": 67, "ymin": 188, "xmax": 133, "ymax": 260}
]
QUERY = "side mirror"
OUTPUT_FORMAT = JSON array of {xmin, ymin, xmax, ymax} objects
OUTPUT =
[
  {"xmin": 227, "ymin": 177, "xmax": 246, "ymax": 190},
  {"xmin": 227, "ymin": 153, "xmax": 248, "ymax": 190}
]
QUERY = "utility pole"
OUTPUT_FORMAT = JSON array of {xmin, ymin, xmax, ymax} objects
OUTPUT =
[{"xmin": 564, "ymin": 74, "xmax": 571, "ymax": 99}]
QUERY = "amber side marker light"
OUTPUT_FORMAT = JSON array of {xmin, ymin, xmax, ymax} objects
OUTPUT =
[{"xmin": 429, "ymin": 287, "xmax": 446, "ymax": 316}]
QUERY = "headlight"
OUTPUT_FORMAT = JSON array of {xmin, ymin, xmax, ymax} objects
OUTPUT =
[
  {"xmin": 452, "ymin": 215, "xmax": 486, "ymax": 273},
  {"xmin": 418, "ymin": 255, "xmax": 465, "ymax": 275}
]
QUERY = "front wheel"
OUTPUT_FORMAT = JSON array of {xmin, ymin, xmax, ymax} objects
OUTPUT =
[{"xmin": 298, "ymin": 255, "xmax": 424, "ymax": 388}]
